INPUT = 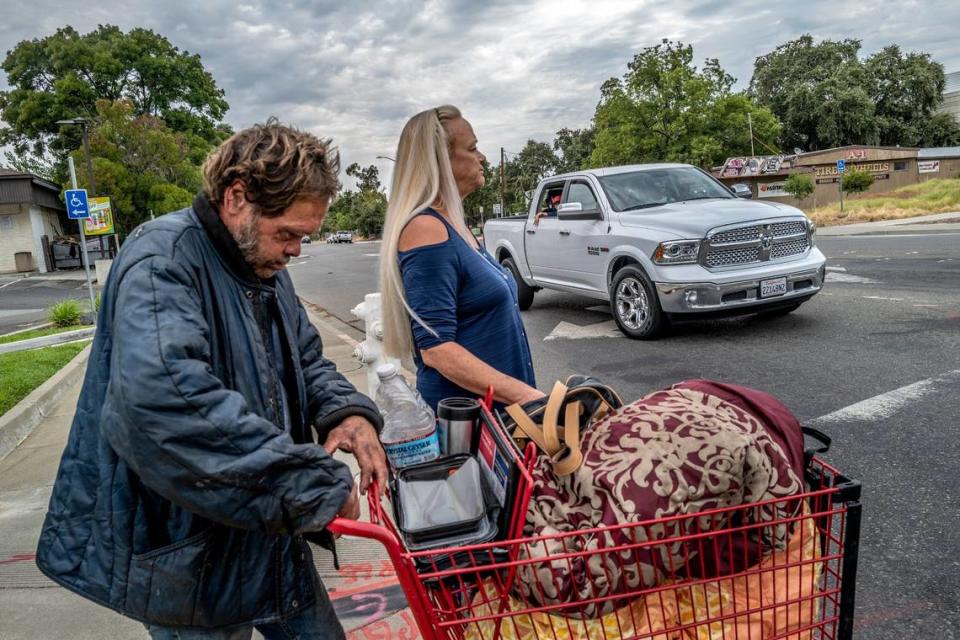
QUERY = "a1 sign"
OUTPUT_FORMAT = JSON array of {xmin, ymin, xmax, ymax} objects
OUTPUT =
[
  {"xmin": 65, "ymin": 189, "xmax": 90, "ymax": 219},
  {"xmin": 836, "ymin": 159, "xmax": 846, "ymax": 173}
]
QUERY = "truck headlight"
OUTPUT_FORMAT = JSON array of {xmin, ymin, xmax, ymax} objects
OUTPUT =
[
  {"xmin": 653, "ymin": 240, "xmax": 701, "ymax": 265},
  {"xmin": 807, "ymin": 219, "xmax": 816, "ymax": 244}
]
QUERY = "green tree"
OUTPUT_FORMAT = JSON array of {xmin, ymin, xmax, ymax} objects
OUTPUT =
[
  {"xmin": 503, "ymin": 140, "xmax": 558, "ymax": 212},
  {"xmin": 592, "ymin": 40, "xmax": 779, "ymax": 168},
  {"xmin": 865, "ymin": 45, "xmax": 960, "ymax": 146},
  {"xmin": 553, "ymin": 127, "xmax": 595, "ymax": 173},
  {"xmin": 750, "ymin": 35, "xmax": 960, "ymax": 151},
  {"xmin": 842, "ymin": 169, "xmax": 875, "ymax": 195},
  {"xmin": 783, "ymin": 173, "xmax": 815, "ymax": 200},
  {"xmin": 1, "ymin": 25, "xmax": 230, "ymax": 173},
  {"xmin": 346, "ymin": 162, "xmax": 382, "ymax": 193},
  {"xmin": 66, "ymin": 99, "xmax": 206, "ymax": 237},
  {"xmin": 323, "ymin": 164, "xmax": 388, "ymax": 238}
]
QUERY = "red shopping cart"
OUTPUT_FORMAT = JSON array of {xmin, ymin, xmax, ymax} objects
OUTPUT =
[{"xmin": 328, "ymin": 394, "xmax": 861, "ymax": 640}]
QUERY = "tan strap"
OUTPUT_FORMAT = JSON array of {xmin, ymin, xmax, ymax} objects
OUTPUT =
[
  {"xmin": 506, "ymin": 386, "xmax": 586, "ymax": 477},
  {"xmin": 540, "ymin": 381, "xmax": 569, "ymax": 454},
  {"xmin": 550, "ymin": 400, "xmax": 584, "ymax": 476},
  {"xmin": 505, "ymin": 404, "xmax": 551, "ymax": 453}
]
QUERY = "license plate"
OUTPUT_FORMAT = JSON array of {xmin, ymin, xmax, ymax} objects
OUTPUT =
[{"xmin": 760, "ymin": 277, "xmax": 787, "ymax": 298}]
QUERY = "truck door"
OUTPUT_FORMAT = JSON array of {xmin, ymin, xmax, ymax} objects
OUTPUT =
[
  {"xmin": 524, "ymin": 180, "xmax": 567, "ymax": 285},
  {"xmin": 557, "ymin": 179, "xmax": 607, "ymax": 291}
]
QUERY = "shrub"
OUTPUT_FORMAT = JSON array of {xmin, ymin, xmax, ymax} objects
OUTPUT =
[
  {"xmin": 842, "ymin": 169, "xmax": 875, "ymax": 195},
  {"xmin": 49, "ymin": 300, "xmax": 83, "ymax": 327},
  {"xmin": 783, "ymin": 174, "xmax": 815, "ymax": 200}
]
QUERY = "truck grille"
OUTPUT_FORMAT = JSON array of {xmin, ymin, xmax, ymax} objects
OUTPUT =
[
  {"xmin": 706, "ymin": 247, "xmax": 762, "ymax": 267},
  {"xmin": 771, "ymin": 237, "xmax": 809, "ymax": 259},
  {"xmin": 703, "ymin": 219, "xmax": 810, "ymax": 268}
]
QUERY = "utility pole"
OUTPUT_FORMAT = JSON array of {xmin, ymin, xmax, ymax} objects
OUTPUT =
[
  {"xmin": 747, "ymin": 112, "xmax": 755, "ymax": 157},
  {"xmin": 68, "ymin": 157, "xmax": 98, "ymax": 323},
  {"xmin": 500, "ymin": 147, "xmax": 506, "ymax": 217}
]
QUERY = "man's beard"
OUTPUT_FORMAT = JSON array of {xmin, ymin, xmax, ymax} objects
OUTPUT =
[{"xmin": 234, "ymin": 215, "xmax": 287, "ymax": 277}]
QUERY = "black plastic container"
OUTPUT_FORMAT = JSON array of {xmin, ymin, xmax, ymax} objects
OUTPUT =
[{"xmin": 391, "ymin": 455, "xmax": 494, "ymax": 546}]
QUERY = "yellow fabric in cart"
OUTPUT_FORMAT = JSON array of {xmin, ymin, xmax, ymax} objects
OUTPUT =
[{"xmin": 464, "ymin": 513, "xmax": 822, "ymax": 640}]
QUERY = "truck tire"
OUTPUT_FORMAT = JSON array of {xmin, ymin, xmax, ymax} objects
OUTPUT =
[
  {"xmin": 610, "ymin": 265, "xmax": 668, "ymax": 339},
  {"xmin": 502, "ymin": 257, "xmax": 535, "ymax": 310}
]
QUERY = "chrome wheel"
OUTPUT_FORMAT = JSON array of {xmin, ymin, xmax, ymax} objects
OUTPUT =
[{"xmin": 615, "ymin": 277, "xmax": 650, "ymax": 331}]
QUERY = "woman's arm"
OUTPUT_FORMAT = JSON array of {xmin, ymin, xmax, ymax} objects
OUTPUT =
[{"xmin": 421, "ymin": 341, "xmax": 544, "ymax": 406}]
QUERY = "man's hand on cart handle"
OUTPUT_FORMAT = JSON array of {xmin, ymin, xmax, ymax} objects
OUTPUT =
[{"xmin": 323, "ymin": 416, "xmax": 389, "ymax": 496}]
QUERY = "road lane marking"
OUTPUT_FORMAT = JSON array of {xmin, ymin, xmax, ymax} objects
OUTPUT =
[
  {"xmin": 808, "ymin": 369, "xmax": 960, "ymax": 426},
  {"xmin": 544, "ymin": 320, "xmax": 623, "ymax": 341},
  {"xmin": 363, "ymin": 253, "xmax": 380, "ymax": 257},
  {"xmin": 0, "ymin": 279, "xmax": 21, "ymax": 290},
  {"xmin": 861, "ymin": 296, "xmax": 904, "ymax": 301},
  {"xmin": 825, "ymin": 273, "xmax": 879, "ymax": 284},
  {"xmin": 825, "ymin": 266, "xmax": 847, "ymax": 272}
]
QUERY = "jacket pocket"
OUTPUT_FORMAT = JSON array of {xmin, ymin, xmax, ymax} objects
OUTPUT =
[{"xmin": 126, "ymin": 527, "xmax": 214, "ymax": 626}]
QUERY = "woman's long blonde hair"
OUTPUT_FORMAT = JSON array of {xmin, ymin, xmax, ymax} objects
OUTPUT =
[{"xmin": 379, "ymin": 105, "xmax": 473, "ymax": 358}]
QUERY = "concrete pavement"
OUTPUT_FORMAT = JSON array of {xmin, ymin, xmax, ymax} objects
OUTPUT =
[{"xmin": 0, "ymin": 307, "xmax": 418, "ymax": 639}]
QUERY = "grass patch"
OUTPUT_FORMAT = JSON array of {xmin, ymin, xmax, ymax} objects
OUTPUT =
[
  {"xmin": 0, "ymin": 341, "xmax": 90, "ymax": 415},
  {"xmin": 0, "ymin": 325, "xmax": 84, "ymax": 345},
  {"xmin": 809, "ymin": 178, "xmax": 960, "ymax": 227}
]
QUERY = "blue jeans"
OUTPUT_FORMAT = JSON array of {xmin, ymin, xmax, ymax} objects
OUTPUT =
[{"xmin": 145, "ymin": 586, "xmax": 346, "ymax": 640}]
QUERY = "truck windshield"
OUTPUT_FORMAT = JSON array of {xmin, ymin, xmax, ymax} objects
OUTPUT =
[{"xmin": 598, "ymin": 167, "xmax": 733, "ymax": 212}]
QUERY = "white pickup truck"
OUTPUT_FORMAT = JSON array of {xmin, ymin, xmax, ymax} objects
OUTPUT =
[{"xmin": 483, "ymin": 163, "xmax": 826, "ymax": 339}]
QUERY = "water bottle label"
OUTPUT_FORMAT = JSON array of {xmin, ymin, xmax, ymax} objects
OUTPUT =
[{"xmin": 383, "ymin": 429, "xmax": 440, "ymax": 469}]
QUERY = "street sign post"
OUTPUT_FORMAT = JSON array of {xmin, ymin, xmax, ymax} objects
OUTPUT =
[
  {"xmin": 67, "ymin": 158, "xmax": 97, "ymax": 323},
  {"xmin": 836, "ymin": 160, "xmax": 846, "ymax": 213}
]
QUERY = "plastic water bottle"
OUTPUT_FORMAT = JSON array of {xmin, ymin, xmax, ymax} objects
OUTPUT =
[{"xmin": 375, "ymin": 364, "xmax": 439, "ymax": 469}]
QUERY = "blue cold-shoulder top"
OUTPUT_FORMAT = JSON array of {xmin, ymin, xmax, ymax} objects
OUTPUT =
[{"xmin": 398, "ymin": 208, "xmax": 536, "ymax": 412}]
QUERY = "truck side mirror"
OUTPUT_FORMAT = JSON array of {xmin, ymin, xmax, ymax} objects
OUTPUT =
[{"xmin": 557, "ymin": 202, "xmax": 602, "ymax": 220}]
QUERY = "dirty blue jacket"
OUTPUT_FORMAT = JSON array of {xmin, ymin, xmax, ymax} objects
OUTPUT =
[{"xmin": 35, "ymin": 195, "xmax": 382, "ymax": 628}]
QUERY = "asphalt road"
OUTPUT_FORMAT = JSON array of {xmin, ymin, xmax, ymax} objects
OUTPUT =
[
  {"xmin": 288, "ymin": 232, "xmax": 960, "ymax": 639},
  {"xmin": 0, "ymin": 275, "xmax": 92, "ymax": 334}
]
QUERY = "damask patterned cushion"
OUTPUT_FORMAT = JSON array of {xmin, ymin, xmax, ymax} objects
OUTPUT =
[{"xmin": 516, "ymin": 380, "xmax": 805, "ymax": 617}]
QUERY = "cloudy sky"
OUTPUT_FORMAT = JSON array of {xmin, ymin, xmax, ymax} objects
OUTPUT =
[{"xmin": 3, "ymin": 0, "xmax": 959, "ymax": 188}]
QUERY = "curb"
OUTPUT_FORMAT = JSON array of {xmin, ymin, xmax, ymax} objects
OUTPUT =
[
  {"xmin": 0, "ymin": 322, "xmax": 54, "ymax": 338},
  {"xmin": 0, "ymin": 344, "xmax": 91, "ymax": 462},
  {"xmin": 0, "ymin": 327, "xmax": 97, "ymax": 355}
]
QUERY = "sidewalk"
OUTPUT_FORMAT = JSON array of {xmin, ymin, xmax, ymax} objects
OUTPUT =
[
  {"xmin": 0, "ymin": 307, "xmax": 417, "ymax": 639},
  {"xmin": 817, "ymin": 210, "xmax": 960, "ymax": 235}
]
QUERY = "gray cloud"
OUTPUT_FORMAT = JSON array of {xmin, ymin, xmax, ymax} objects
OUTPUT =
[{"xmin": 2, "ymin": 0, "xmax": 959, "ymax": 190}]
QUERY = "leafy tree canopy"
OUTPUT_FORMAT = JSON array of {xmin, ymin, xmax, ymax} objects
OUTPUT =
[
  {"xmin": 591, "ymin": 40, "xmax": 779, "ymax": 168},
  {"xmin": 1, "ymin": 24, "xmax": 230, "ymax": 166},
  {"xmin": 750, "ymin": 35, "xmax": 960, "ymax": 150},
  {"xmin": 68, "ymin": 99, "xmax": 204, "ymax": 237}
]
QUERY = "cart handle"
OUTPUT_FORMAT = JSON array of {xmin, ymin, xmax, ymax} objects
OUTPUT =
[{"xmin": 325, "ymin": 483, "xmax": 445, "ymax": 639}]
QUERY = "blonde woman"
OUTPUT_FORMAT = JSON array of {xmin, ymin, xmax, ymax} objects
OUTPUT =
[{"xmin": 379, "ymin": 105, "xmax": 542, "ymax": 411}]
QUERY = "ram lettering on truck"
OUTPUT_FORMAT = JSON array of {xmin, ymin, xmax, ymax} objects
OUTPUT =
[{"xmin": 483, "ymin": 163, "xmax": 826, "ymax": 339}]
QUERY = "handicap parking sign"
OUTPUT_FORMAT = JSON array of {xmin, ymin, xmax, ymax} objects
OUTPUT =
[
  {"xmin": 66, "ymin": 189, "xmax": 90, "ymax": 219},
  {"xmin": 836, "ymin": 159, "xmax": 846, "ymax": 173}
]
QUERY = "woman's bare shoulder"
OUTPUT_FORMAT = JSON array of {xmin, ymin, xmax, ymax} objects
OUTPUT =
[{"xmin": 399, "ymin": 214, "xmax": 450, "ymax": 252}]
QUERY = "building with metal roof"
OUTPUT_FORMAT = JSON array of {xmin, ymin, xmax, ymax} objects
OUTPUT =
[{"xmin": 0, "ymin": 168, "xmax": 66, "ymax": 273}]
